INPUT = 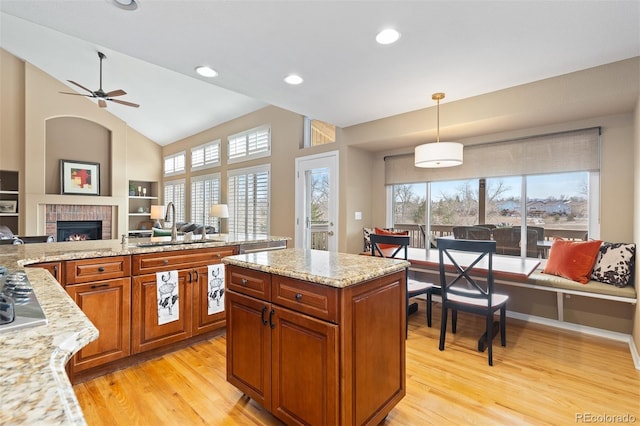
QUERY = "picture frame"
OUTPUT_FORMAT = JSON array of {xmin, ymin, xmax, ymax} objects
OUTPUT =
[
  {"xmin": 60, "ymin": 160, "xmax": 100, "ymax": 196},
  {"xmin": 0, "ymin": 200, "xmax": 17, "ymax": 213}
]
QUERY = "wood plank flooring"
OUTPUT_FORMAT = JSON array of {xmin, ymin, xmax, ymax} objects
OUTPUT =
[{"xmin": 74, "ymin": 301, "xmax": 640, "ymax": 425}]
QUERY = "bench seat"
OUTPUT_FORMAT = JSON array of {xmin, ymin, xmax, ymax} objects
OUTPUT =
[{"xmin": 526, "ymin": 272, "xmax": 636, "ymax": 300}]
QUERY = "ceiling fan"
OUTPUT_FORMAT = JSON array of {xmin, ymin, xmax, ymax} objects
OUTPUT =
[{"xmin": 60, "ymin": 51, "xmax": 140, "ymax": 108}]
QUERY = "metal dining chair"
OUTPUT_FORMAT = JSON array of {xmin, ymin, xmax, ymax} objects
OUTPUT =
[{"xmin": 436, "ymin": 238, "xmax": 509, "ymax": 366}]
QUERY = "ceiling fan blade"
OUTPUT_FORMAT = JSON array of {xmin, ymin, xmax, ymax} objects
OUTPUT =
[
  {"xmin": 109, "ymin": 98, "xmax": 140, "ymax": 108},
  {"xmin": 98, "ymin": 99, "xmax": 107, "ymax": 108},
  {"xmin": 67, "ymin": 80, "xmax": 94, "ymax": 94},
  {"xmin": 59, "ymin": 91, "xmax": 93, "ymax": 97},
  {"xmin": 105, "ymin": 89, "xmax": 127, "ymax": 97}
]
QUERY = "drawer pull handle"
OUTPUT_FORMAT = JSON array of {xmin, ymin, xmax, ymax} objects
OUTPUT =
[
  {"xmin": 216, "ymin": 254, "xmax": 221, "ymax": 258},
  {"xmin": 188, "ymin": 271, "xmax": 192, "ymax": 282},
  {"xmin": 193, "ymin": 270, "xmax": 199, "ymax": 282},
  {"xmin": 269, "ymin": 309, "xmax": 275, "ymax": 329},
  {"xmin": 97, "ymin": 267, "xmax": 105, "ymax": 272},
  {"xmin": 91, "ymin": 283, "xmax": 109, "ymax": 289},
  {"xmin": 163, "ymin": 260, "xmax": 169, "ymax": 265},
  {"xmin": 261, "ymin": 306, "xmax": 268, "ymax": 326},
  {"xmin": 295, "ymin": 293, "xmax": 303, "ymax": 301},
  {"xmin": 241, "ymin": 278, "xmax": 248, "ymax": 285}
]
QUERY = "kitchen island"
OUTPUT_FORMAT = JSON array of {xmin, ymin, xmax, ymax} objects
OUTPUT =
[
  {"xmin": 223, "ymin": 248, "xmax": 410, "ymax": 426},
  {"xmin": 0, "ymin": 234, "xmax": 288, "ymax": 425}
]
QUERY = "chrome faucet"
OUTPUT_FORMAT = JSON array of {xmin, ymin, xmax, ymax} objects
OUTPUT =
[{"xmin": 165, "ymin": 202, "xmax": 177, "ymax": 241}]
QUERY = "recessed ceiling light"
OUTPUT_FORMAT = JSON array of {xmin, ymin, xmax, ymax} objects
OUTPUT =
[
  {"xmin": 376, "ymin": 28, "xmax": 401, "ymax": 45},
  {"xmin": 111, "ymin": 0, "xmax": 138, "ymax": 11},
  {"xmin": 195, "ymin": 66, "xmax": 218, "ymax": 78},
  {"xmin": 284, "ymin": 74, "xmax": 304, "ymax": 85}
]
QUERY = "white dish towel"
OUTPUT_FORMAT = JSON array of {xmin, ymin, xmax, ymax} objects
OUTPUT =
[
  {"xmin": 157, "ymin": 270, "xmax": 179, "ymax": 325},
  {"xmin": 207, "ymin": 264, "xmax": 225, "ymax": 315}
]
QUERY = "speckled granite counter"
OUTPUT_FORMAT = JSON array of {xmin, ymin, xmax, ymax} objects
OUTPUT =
[
  {"xmin": 222, "ymin": 248, "xmax": 410, "ymax": 287},
  {"xmin": 0, "ymin": 233, "xmax": 289, "ymax": 425}
]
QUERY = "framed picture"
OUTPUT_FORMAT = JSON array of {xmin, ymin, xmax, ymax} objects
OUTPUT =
[
  {"xmin": 0, "ymin": 200, "xmax": 17, "ymax": 213},
  {"xmin": 60, "ymin": 160, "xmax": 100, "ymax": 195}
]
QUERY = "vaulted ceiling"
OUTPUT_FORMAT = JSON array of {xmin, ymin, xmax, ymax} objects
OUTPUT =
[{"xmin": 1, "ymin": 1, "xmax": 638, "ymax": 146}]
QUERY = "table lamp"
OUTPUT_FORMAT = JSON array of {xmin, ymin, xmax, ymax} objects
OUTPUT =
[
  {"xmin": 209, "ymin": 204, "xmax": 229, "ymax": 235},
  {"xmin": 150, "ymin": 205, "xmax": 164, "ymax": 229}
]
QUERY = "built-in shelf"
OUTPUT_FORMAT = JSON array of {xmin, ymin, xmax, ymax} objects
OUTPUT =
[
  {"xmin": 128, "ymin": 180, "xmax": 160, "ymax": 236},
  {"xmin": 0, "ymin": 170, "xmax": 19, "ymax": 233}
]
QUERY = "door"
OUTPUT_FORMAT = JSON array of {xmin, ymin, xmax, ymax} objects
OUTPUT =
[{"xmin": 295, "ymin": 151, "xmax": 339, "ymax": 252}]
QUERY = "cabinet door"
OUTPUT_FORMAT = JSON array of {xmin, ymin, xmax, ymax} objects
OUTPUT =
[
  {"xmin": 132, "ymin": 270, "xmax": 193, "ymax": 354},
  {"xmin": 31, "ymin": 261, "xmax": 64, "ymax": 284},
  {"xmin": 226, "ymin": 291, "xmax": 272, "ymax": 409},
  {"xmin": 192, "ymin": 265, "xmax": 225, "ymax": 335},
  {"xmin": 271, "ymin": 306, "xmax": 339, "ymax": 426},
  {"xmin": 66, "ymin": 277, "xmax": 131, "ymax": 372}
]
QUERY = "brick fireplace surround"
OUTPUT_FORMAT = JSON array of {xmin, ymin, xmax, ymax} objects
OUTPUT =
[{"xmin": 45, "ymin": 205, "xmax": 112, "ymax": 240}]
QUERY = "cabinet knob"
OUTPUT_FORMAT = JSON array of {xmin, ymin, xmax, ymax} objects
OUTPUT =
[
  {"xmin": 241, "ymin": 278, "xmax": 248, "ymax": 285},
  {"xmin": 163, "ymin": 260, "xmax": 169, "ymax": 265},
  {"xmin": 295, "ymin": 293, "xmax": 303, "ymax": 301},
  {"xmin": 98, "ymin": 267, "xmax": 105, "ymax": 272}
]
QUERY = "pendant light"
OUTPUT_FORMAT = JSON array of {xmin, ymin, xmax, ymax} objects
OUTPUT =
[{"xmin": 414, "ymin": 92, "xmax": 463, "ymax": 168}]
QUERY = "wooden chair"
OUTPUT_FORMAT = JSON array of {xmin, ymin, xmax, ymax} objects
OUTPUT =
[
  {"xmin": 436, "ymin": 238, "xmax": 509, "ymax": 366},
  {"xmin": 453, "ymin": 226, "xmax": 492, "ymax": 240},
  {"xmin": 370, "ymin": 233, "xmax": 438, "ymax": 336}
]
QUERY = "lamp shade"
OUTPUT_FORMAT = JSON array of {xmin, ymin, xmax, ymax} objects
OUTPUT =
[
  {"xmin": 150, "ymin": 205, "xmax": 164, "ymax": 219},
  {"xmin": 209, "ymin": 204, "xmax": 229, "ymax": 218},
  {"xmin": 414, "ymin": 141, "xmax": 463, "ymax": 168}
]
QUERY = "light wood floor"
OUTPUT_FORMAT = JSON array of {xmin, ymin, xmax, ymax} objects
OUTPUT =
[{"xmin": 74, "ymin": 301, "xmax": 640, "ymax": 425}]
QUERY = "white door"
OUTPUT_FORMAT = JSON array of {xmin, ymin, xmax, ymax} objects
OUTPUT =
[{"xmin": 295, "ymin": 151, "xmax": 339, "ymax": 252}]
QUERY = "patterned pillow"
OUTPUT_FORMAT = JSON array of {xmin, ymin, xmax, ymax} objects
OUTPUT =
[{"xmin": 590, "ymin": 242, "xmax": 635, "ymax": 287}]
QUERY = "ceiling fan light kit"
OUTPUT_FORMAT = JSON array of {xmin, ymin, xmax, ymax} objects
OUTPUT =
[
  {"xmin": 59, "ymin": 51, "xmax": 140, "ymax": 108},
  {"xmin": 111, "ymin": 0, "xmax": 139, "ymax": 11}
]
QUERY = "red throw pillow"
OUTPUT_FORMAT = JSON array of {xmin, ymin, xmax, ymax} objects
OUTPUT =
[
  {"xmin": 374, "ymin": 227, "xmax": 409, "ymax": 250},
  {"xmin": 543, "ymin": 238, "xmax": 602, "ymax": 284}
]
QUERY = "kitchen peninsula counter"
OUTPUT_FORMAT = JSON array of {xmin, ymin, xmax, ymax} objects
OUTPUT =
[
  {"xmin": 223, "ymin": 248, "xmax": 410, "ymax": 425},
  {"xmin": 0, "ymin": 234, "xmax": 289, "ymax": 425}
]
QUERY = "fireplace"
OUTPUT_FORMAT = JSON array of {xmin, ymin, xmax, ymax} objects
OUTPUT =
[{"xmin": 57, "ymin": 220, "xmax": 103, "ymax": 242}]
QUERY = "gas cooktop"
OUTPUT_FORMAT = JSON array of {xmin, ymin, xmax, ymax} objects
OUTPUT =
[{"xmin": 0, "ymin": 270, "xmax": 48, "ymax": 334}]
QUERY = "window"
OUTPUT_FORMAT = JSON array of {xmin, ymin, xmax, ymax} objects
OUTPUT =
[
  {"xmin": 386, "ymin": 128, "xmax": 600, "ymax": 257},
  {"xmin": 227, "ymin": 165, "xmax": 270, "ymax": 234},
  {"xmin": 191, "ymin": 173, "xmax": 221, "ymax": 229},
  {"xmin": 191, "ymin": 140, "xmax": 221, "ymax": 171},
  {"xmin": 303, "ymin": 117, "xmax": 336, "ymax": 147},
  {"xmin": 164, "ymin": 152, "xmax": 186, "ymax": 176},
  {"xmin": 163, "ymin": 179, "xmax": 185, "ymax": 226},
  {"xmin": 228, "ymin": 125, "xmax": 271, "ymax": 164}
]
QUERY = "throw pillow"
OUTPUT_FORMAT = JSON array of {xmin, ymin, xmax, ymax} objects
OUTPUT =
[
  {"xmin": 590, "ymin": 242, "xmax": 635, "ymax": 287},
  {"xmin": 542, "ymin": 238, "xmax": 602, "ymax": 284},
  {"xmin": 374, "ymin": 227, "xmax": 409, "ymax": 250}
]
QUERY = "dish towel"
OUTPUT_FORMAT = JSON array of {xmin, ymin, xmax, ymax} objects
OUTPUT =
[
  {"xmin": 157, "ymin": 270, "xmax": 179, "ymax": 325},
  {"xmin": 207, "ymin": 264, "xmax": 225, "ymax": 315}
]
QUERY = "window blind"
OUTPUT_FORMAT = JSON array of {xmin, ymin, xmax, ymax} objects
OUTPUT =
[
  {"xmin": 164, "ymin": 152, "xmax": 186, "ymax": 176},
  {"xmin": 163, "ymin": 179, "xmax": 185, "ymax": 224},
  {"xmin": 228, "ymin": 165, "xmax": 270, "ymax": 234},
  {"xmin": 385, "ymin": 127, "xmax": 600, "ymax": 185},
  {"xmin": 191, "ymin": 173, "xmax": 221, "ymax": 226},
  {"xmin": 191, "ymin": 141, "xmax": 220, "ymax": 170},
  {"xmin": 228, "ymin": 125, "xmax": 271, "ymax": 163}
]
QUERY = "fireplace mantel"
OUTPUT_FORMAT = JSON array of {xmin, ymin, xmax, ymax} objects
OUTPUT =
[{"xmin": 45, "ymin": 205, "xmax": 113, "ymax": 240}]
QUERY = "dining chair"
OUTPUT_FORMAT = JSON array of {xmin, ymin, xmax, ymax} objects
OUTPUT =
[
  {"xmin": 370, "ymin": 233, "xmax": 438, "ymax": 337},
  {"xmin": 436, "ymin": 238, "xmax": 509, "ymax": 366}
]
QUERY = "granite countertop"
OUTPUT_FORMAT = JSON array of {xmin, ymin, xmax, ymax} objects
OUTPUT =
[
  {"xmin": 223, "ymin": 248, "xmax": 410, "ymax": 287},
  {"xmin": 0, "ymin": 234, "xmax": 289, "ymax": 425},
  {"xmin": 0, "ymin": 268, "xmax": 98, "ymax": 426}
]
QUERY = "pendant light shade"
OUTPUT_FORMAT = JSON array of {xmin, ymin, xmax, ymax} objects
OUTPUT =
[{"xmin": 414, "ymin": 92, "xmax": 463, "ymax": 168}]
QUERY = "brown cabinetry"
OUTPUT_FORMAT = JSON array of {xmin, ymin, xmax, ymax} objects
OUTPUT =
[
  {"xmin": 63, "ymin": 256, "xmax": 132, "ymax": 376},
  {"xmin": 225, "ymin": 264, "xmax": 405, "ymax": 425},
  {"xmin": 31, "ymin": 261, "xmax": 64, "ymax": 283},
  {"xmin": 132, "ymin": 246, "xmax": 237, "ymax": 354}
]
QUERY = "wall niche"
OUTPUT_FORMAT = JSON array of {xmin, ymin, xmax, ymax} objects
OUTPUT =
[{"xmin": 45, "ymin": 117, "xmax": 112, "ymax": 196}]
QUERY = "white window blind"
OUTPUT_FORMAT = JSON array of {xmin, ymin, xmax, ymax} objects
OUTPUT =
[
  {"xmin": 228, "ymin": 165, "xmax": 270, "ymax": 234},
  {"xmin": 191, "ymin": 140, "xmax": 221, "ymax": 170},
  {"xmin": 385, "ymin": 128, "xmax": 601, "ymax": 185},
  {"xmin": 163, "ymin": 179, "xmax": 185, "ymax": 225},
  {"xmin": 164, "ymin": 152, "xmax": 186, "ymax": 176},
  {"xmin": 190, "ymin": 173, "xmax": 221, "ymax": 227},
  {"xmin": 228, "ymin": 125, "xmax": 271, "ymax": 164}
]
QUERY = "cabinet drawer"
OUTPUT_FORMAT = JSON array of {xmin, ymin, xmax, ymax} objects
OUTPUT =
[
  {"xmin": 272, "ymin": 276, "xmax": 339, "ymax": 323},
  {"xmin": 132, "ymin": 246, "xmax": 238, "ymax": 275},
  {"xmin": 65, "ymin": 256, "xmax": 131, "ymax": 284},
  {"xmin": 227, "ymin": 265, "xmax": 271, "ymax": 300}
]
